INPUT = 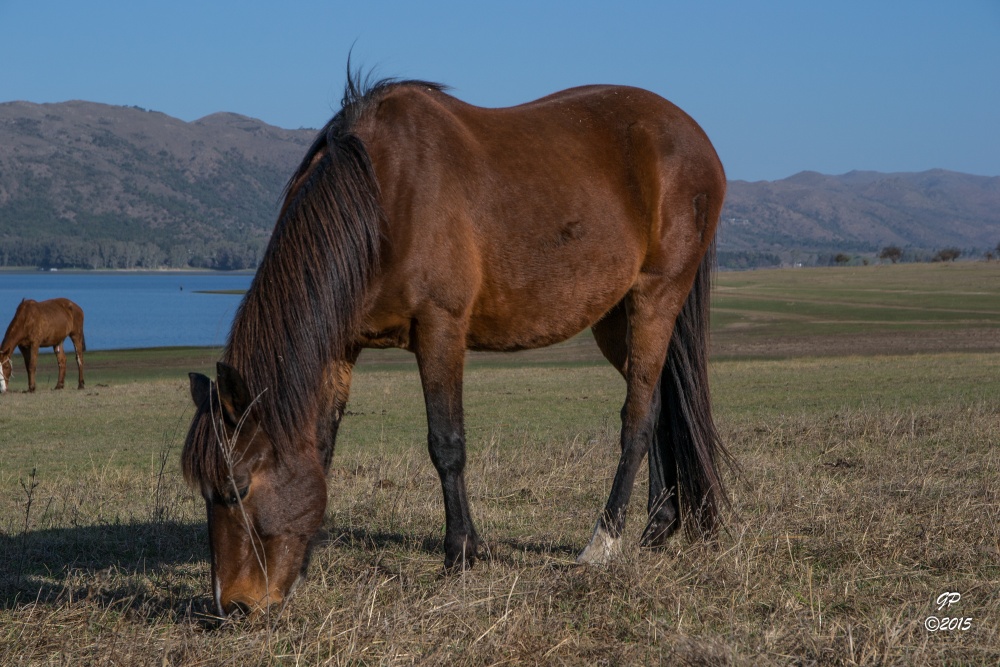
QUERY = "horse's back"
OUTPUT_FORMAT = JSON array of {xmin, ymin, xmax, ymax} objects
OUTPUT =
[
  {"xmin": 356, "ymin": 83, "xmax": 724, "ymax": 352},
  {"xmin": 365, "ymin": 84, "xmax": 720, "ymax": 188},
  {"xmin": 17, "ymin": 298, "xmax": 82, "ymax": 346},
  {"xmin": 37, "ymin": 297, "xmax": 81, "ymax": 319}
]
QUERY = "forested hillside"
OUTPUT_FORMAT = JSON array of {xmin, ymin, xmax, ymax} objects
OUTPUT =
[
  {"xmin": 2, "ymin": 100, "xmax": 998, "ymax": 270},
  {"xmin": 0, "ymin": 101, "xmax": 313, "ymax": 269}
]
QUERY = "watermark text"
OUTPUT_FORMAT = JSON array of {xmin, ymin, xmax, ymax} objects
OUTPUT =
[{"xmin": 925, "ymin": 592, "xmax": 973, "ymax": 632}]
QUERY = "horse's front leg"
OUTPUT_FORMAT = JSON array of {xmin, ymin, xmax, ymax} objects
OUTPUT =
[
  {"xmin": 414, "ymin": 318, "xmax": 479, "ymax": 570},
  {"xmin": 21, "ymin": 344, "xmax": 37, "ymax": 393},
  {"xmin": 53, "ymin": 343, "xmax": 67, "ymax": 390},
  {"xmin": 316, "ymin": 352, "xmax": 359, "ymax": 473}
]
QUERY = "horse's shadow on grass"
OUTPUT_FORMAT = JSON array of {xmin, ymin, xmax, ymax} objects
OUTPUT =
[
  {"xmin": 1, "ymin": 521, "xmax": 584, "ymax": 621},
  {"xmin": 320, "ymin": 526, "xmax": 581, "ymax": 570},
  {"xmin": 0, "ymin": 520, "xmax": 210, "ymax": 615}
]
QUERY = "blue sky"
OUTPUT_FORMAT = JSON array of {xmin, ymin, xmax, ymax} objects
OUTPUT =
[{"xmin": 1, "ymin": 1, "xmax": 997, "ymax": 181}]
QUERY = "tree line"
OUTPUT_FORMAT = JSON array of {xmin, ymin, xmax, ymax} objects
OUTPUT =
[
  {"xmin": 824, "ymin": 242, "xmax": 1000, "ymax": 267},
  {"xmin": 0, "ymin": 237, "xmax": 267, "ymax": 271},
  {"xmin": 4, "ymin": 237, "xmax": 996, "ymax": 272},
  {"xmin": 877, "ymin": 244, "xmax": 1000, "ymax": 264}
]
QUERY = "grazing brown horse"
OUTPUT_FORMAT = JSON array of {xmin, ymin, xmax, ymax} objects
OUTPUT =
[
  {"xmin": 183, "ymin": 73, "xmax": 731, "ymax": 617},
  {"xmin": 0, "ymin": 298, "xmax": 86, "ymax": 393}
]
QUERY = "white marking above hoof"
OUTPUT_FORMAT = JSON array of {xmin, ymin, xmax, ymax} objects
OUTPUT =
[{"xmin": 576, "ymin": 522, "xmax": 621, "ymax": 565}]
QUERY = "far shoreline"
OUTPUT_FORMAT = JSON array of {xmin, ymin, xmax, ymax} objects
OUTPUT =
[{"xmin": 0, "ymin": 267, "xmax": 256, "ymax": 275}]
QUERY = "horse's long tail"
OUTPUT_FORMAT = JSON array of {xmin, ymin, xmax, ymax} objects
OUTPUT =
[
  {"xmin": 77, "ymin": 307, "xmax": 87, "ymax": 352},
  {"xmin": 656, "ymin": 239, "xmax": 732, "ymax": 537}
]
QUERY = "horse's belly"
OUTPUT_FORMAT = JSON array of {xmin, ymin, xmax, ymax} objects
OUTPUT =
[
  {"xmin": 465, "ymin": 230, "xmax": 642, "ymax": 351},
  {"xmin": 465, "ymin": 278, "xmax": 628, "ymax": 352}
]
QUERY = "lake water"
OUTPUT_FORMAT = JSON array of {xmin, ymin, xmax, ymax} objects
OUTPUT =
[{"xmin": 0, "ymin": 272, "xmax": 254, "ymax": 352}]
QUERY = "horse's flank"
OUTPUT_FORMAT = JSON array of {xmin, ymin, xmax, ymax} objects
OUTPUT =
[{"xmin": 357, "ymin": 83, "xmax": 721, "ymax": 352}]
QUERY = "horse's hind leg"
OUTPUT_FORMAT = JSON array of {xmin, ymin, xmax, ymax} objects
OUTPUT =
[
  {"xmin": 642, "ymin": 414, "xmax": 680, "ymax": 547},
  {"xmin": 414, "ymin": 315, "xmax": 480, "ymax": 570},
  {"xmin": 591, "ymin": 302, "xmax": 628, "ymax": 376},
  {"xmin": 70, "ymin": 333, "xmax": 85, "ymax": 389},
  {"xmin": 53, "ymin": 343, "xmax": 67, "ymax": 390},
  {"xmin": 578, "ymin": 280, "xmax": 682, "ymax": 564},
  {"xmin": 591, "ymin": 302, "xmax": 680, "ymax": 550}
]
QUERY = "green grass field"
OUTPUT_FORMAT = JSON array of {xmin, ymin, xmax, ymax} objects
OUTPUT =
[
  {"xmin": 1, "ymin": 262, "xmax": 998, "ymax": 665},
  {"xmin": 712, "ymin": 262, "xmax": 1000, "ymax": 359}
]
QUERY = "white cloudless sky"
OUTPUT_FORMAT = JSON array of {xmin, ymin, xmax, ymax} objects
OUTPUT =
[{"xmin": 1, "ymin": 0, "xmax": 997, "ymax": 181}]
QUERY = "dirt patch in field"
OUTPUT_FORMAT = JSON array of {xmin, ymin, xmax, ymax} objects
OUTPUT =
[
  {"xmin": 354, "ymin": 326, "xmax": 1000, "ymax": 369},
  {"xmin": 712, "ymin": 326, "xmax": 1000, "ymax": 359}
]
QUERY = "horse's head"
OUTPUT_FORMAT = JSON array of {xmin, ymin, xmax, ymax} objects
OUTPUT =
[
  {"xmin": 183, "ymin": 362, "xmax": 327, "ymax": 618},
  {"xmin": 0, "ymin": 354, "xmax": 12, "ymax": 394}
]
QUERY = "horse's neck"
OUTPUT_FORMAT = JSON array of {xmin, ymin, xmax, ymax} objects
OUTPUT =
[{"xmin": 0, "ymin": 315, "xmax": 25, "ymax": 354}]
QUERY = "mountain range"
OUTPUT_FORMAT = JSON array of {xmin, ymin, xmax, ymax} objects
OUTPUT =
[
  {"xmin": 2, "ymin": 100, "xmax": 998, "ymax": 270},
  {"xmin": 0, "ymin": 100, "xmax": 313, "ymax": 269},
  {"xmin": 721, "ymin": 169, "xmax": 1000, "ymax": 267}
]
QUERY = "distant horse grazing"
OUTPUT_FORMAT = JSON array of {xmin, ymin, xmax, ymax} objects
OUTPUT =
[
  {"xmin": 183, "ymin": 72, "xmax": 732, "ymax": 617},
  {"xmin": 0, "ymin": 298, "xmax": 86, "ymax": 393}
]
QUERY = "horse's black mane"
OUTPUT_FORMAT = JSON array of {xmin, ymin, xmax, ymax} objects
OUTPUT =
[
  {"xmin": 183, "ymin": 70, "xmax": 446, "ymax": 484},
  {"xmin": 299, "ymin": 71, "xmax": 448, "ymax": 183}
]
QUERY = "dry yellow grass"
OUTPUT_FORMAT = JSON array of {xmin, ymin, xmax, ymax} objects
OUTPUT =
[
  {"xmin": 1, "ymin": 352, "xmax": 997, "ymax": 665},
  {"xmin": 2, "ymin": 263, "xmax": 999, "ymax": 664}
]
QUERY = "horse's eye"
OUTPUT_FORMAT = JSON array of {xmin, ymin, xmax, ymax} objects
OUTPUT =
[{"xmin": 219, "ymin": 483, "xmax": 250, "ymax": 506}]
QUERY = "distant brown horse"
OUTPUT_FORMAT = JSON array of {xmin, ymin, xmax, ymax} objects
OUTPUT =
[
  {"xmin": 0, "ymin": 298, "xmax": 86, "ymax": 393},
  {"xmin": 183, "ymin": 72, "xmax": 732, "ymax": 617}
]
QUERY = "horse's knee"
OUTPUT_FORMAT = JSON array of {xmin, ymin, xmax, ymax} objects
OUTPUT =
[{"xmin": 428, "ymin": 431, "xmax": 466, "ymax": 474}]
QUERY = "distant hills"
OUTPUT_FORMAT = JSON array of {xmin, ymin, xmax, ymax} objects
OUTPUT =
[
  {"xmin": 721, "ymin": 170, "xmax": 1000, "ymax": 268},
  {"xmin": 0, "ymin": 101, "xmax": 313, "ymax": 269},
  {"xmin": 1, "ymin": 100, "xmax": 998, "ymax": 270}
]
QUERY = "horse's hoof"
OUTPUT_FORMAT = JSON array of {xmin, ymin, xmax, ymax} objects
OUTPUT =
[
  {"xmin": 443, "ymin": 537, "xmax": 480, "ymax": 571},
  {"xmin": 639, "ymin": 518, "xmax": 678, "ymax": 549},
  {"xmin": 443, "ymin": 557, "xmax": 475, "ymax": 573},
  {"xmin": 576, "ymin": 522, "xmax": 619, "ymax": 565},
  {"xmin": 444, "ymin": 548, "xmax": 478, "ymax": 571}
]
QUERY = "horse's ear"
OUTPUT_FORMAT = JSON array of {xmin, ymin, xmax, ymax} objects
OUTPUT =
[
  {"xmin": 189, "ymin": 373, "xmax": 212, "ymax": 408},
  {"xmin": 216, "ymin": 362, "xmax": 252, "ymax": 427}
]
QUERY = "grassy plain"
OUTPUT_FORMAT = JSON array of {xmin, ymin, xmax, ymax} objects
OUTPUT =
[{"xmin": 0, "ymin": 262, "xmax": 998, "ymax": 665}]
